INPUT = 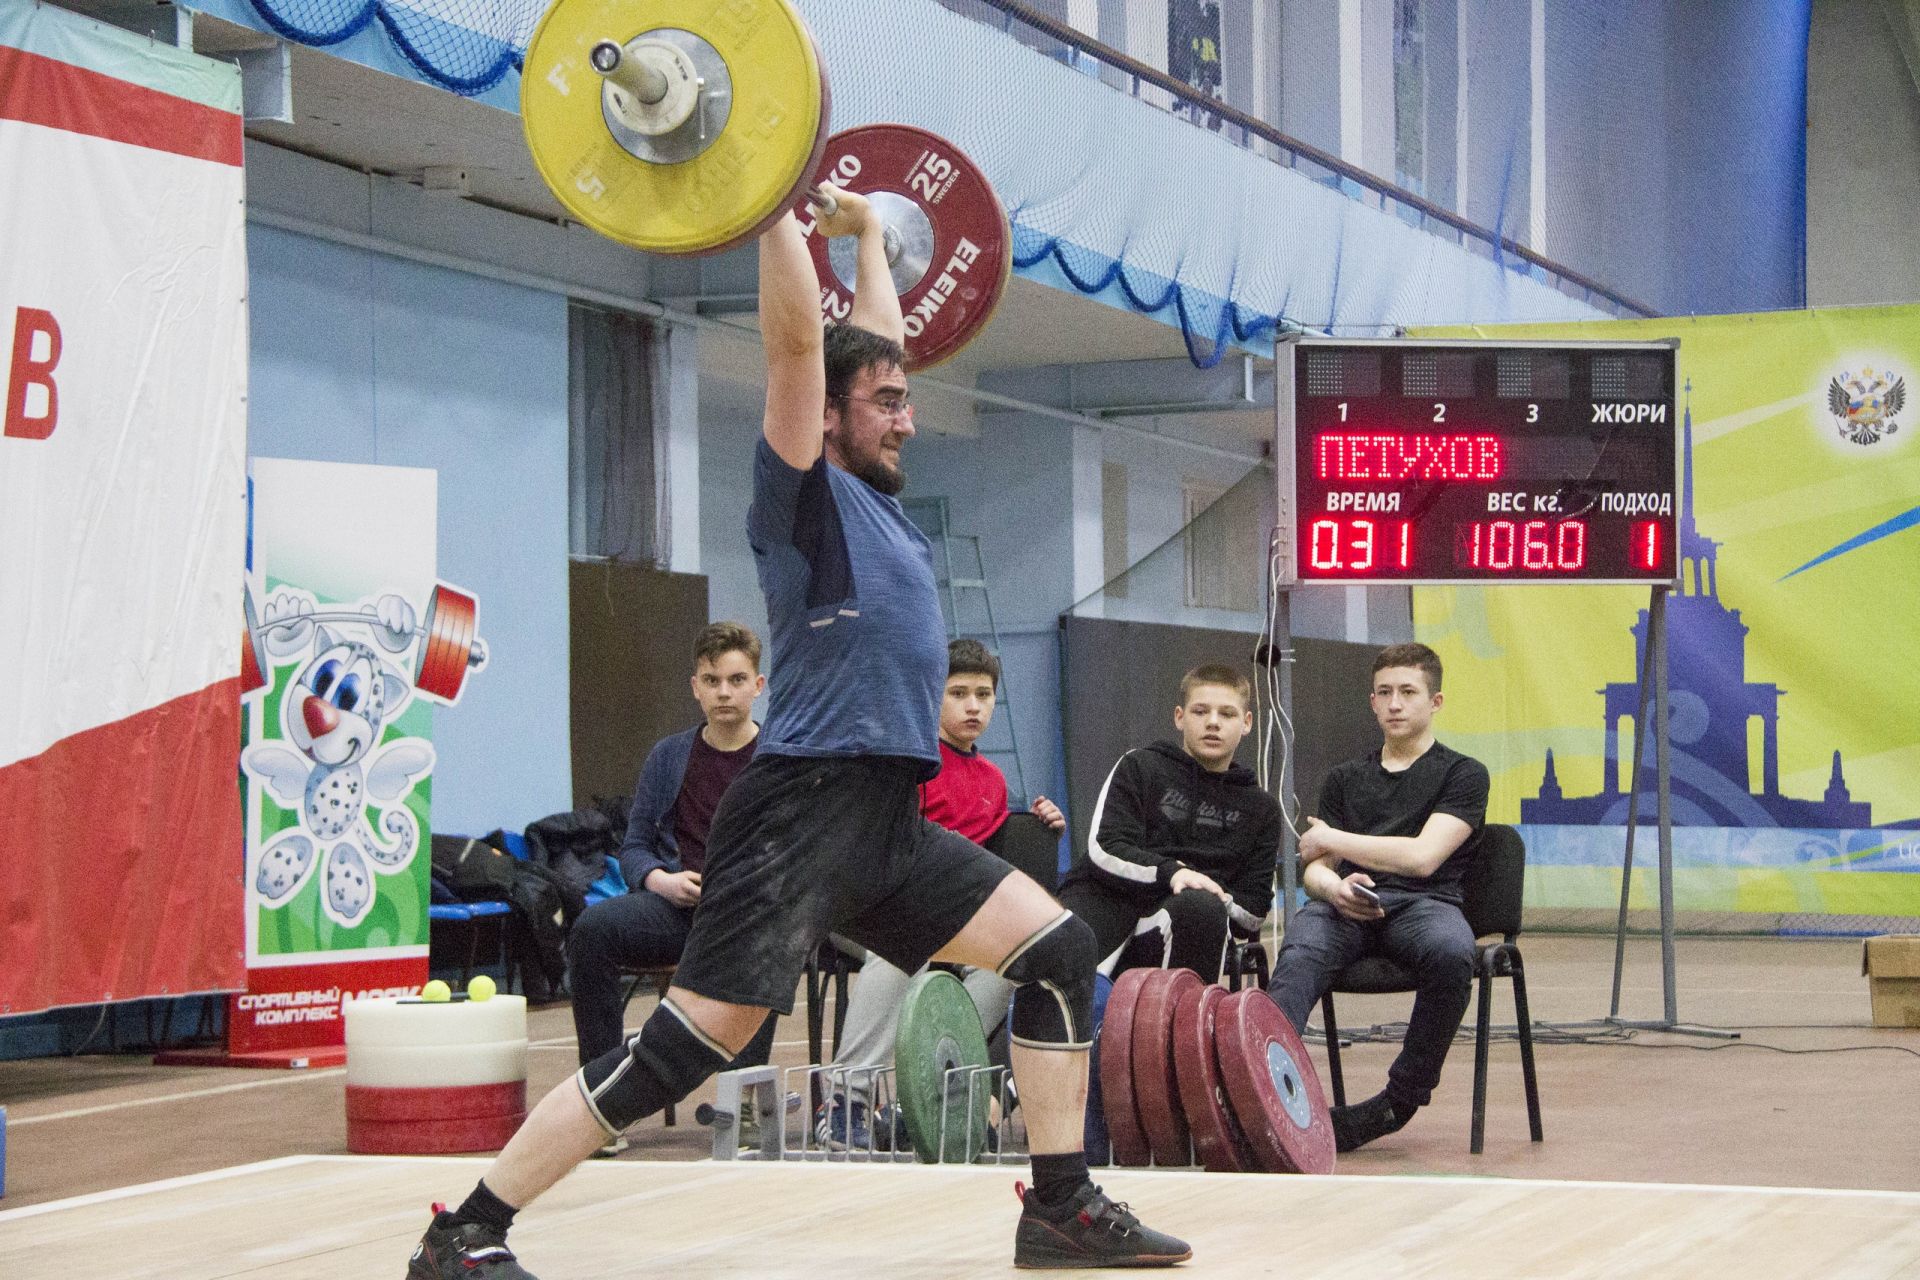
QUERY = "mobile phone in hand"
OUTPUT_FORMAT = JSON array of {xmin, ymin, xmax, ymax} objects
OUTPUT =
[{"xmin": 1351, "ymin": 882, "xmax": 1382, "ymax": 906}]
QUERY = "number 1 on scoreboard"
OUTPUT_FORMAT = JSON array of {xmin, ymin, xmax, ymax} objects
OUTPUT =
[{"xmin": 1634, "ymin": 520, "xmax": 1663, "ymax": 572}]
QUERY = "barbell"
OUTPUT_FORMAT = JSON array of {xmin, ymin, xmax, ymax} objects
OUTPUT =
[
  {"xmin": 240, "ymin": 584, "xmax": 488, "ymax": 706},
  {"xmin": 520, "ymin": 0, "xmax": 1010, "ymax": 367}
]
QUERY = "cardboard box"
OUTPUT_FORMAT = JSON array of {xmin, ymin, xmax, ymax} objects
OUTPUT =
[{"xmin": 1862, "ymin": 935, "xmax": 1920, "ymax": 1028}]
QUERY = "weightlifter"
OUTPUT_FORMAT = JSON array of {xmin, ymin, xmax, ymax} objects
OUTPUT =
[
  {"xmin": 812, "ymin": 636, "xmax": 1066, "ymax": 1151},
  {"xmin": 407, "ymin": 188, "xmax": 1191, "ymax": 1277},
  {"xmin": 1265, "ymin": 642, "xmax": 1490, "ymax": 1152}
]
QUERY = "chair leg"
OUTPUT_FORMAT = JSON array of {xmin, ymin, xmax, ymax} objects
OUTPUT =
[
  {"xmin": 1320, "ymin": 994, "xmax": 1345, "ymax": 1109},
  {"xmin": 831, "ymin": 963, "xmax": 851, "ymax": 1058},
  {"xmin": 1253, "ymin": 946, "xmax": 1270, "ymax": 992},
  {"xmin": 1510, "ymin": 956, "xmax": 1544, "ymax": 1143},
  {"xmin": 804, "ymin": 954, "xmax": 826, "ymax": 1066},
  {"xmin": 460, "ymin": 920, "xmax": 479, "ymax": 990},
  {"xmin": 1470, "ymin": 967, "xmax": 1492, "ymax": 1155}
]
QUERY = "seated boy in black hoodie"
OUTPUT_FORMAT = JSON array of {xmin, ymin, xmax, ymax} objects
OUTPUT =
[{"xmin": 1059, "ymin": 664, "xmax": 1279, "ymax": 982}]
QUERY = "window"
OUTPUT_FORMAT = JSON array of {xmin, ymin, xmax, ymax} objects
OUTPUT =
[
  {"xmin": 1182, "ymin": 478, "xmax": 1260, "ymax": 612},
  {"xmin": 568, "ymin": 302, "xmax": 658, "ymax": 563},
  {"xmin": 1103, "ymin": 461, "xmax": 1130, "ymax": 599},
  {"xmin": 1393, "ymin": 0, "xmax": 1427, "ymax": 196}
]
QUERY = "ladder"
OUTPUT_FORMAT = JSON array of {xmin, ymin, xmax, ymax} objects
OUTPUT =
[{"xmin": 903, "ymin": 497, "xmax": 1030, "ymax": 806}]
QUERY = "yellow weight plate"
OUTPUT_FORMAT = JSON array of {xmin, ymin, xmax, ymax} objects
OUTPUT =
[{"xmin": 521, "ymin": 0, "xmax": 830, "ymax": 255}]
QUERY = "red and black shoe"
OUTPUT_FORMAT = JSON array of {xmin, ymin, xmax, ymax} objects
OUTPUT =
[
  {"xmin": 406, "ymin": 1205, "xmax": 538, "ymax": 1279},
  {"xmin": 1013, "ymin": 1181, "xmax": 1192, "ymax": 1269}
]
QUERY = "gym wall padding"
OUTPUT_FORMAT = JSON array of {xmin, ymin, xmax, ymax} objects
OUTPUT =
[
  {"xmin": 0, "ymin": 3, "xmax": 247, "ymax": 1014},
  {"xmin": 1058, "ymin": 618, "xmax": 1380, "ymax": 871},
  {"xmin": 568, "ymin": 559, "xmax": 709, "ymax": 810}
]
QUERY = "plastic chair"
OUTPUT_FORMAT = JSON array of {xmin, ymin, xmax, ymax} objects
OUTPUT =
[{"xmin": 1316, "ymin": 823, "xmax": 1543, "ymax": 1154}]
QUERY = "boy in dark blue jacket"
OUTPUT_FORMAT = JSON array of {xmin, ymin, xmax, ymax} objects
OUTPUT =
[{"xmin": 568, "ymin": 622, "xmax": 765, "ymax": 1072}]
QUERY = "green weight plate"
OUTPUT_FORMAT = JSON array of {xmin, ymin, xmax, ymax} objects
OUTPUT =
[{"xmin": 895, "ymin": 969, "xmax": 991, "ymax": 1164}]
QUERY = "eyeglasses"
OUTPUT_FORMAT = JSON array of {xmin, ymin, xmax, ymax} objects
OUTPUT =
[{"xmin": 832, "ymin": 392, "xmax": 914, "ymax": 419}]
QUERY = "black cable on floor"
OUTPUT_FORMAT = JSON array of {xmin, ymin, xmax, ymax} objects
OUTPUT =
[{"xmin": 1323, "ymin": 1020, "xmax": 1920, "ymax": 1060}]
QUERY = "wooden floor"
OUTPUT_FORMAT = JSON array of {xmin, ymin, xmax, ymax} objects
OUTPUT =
[{"xmin": 6, "ymin": 1154, "xmax": 1920, "ymax": 1279}]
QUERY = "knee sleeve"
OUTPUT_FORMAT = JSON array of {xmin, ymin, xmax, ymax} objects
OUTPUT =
[
  {"xmin": 576, "ymin": 999, "xmax": 729, "ymax": 1136},
  {"xmin": 998, "ymin": 910, "xmax": 1098, "ymax": 1051}
]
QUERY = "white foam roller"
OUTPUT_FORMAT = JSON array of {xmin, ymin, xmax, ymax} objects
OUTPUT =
[
  {"xmin": 345, "ymin": 1038, "xmax": 529, "ymax": 1088},
  {"xmin": 345, "ymin": 994, "xmax": 527, "ymax": 1048}
]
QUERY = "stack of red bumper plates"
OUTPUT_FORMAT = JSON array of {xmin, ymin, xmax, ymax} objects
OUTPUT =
[{"xmin": 1100, "ymin": 968, "xmax": 1336, "ymax": 1174}]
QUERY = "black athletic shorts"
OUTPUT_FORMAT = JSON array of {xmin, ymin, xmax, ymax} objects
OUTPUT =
[{"xmin": 670, "ymin": 753, "xmax": 1015, "ymax": 1012}]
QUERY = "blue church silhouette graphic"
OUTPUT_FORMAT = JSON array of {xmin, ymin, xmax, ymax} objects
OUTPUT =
[{"xmin": 1521, "ymin": 385, "xmax": 1873, "ymax": 829}]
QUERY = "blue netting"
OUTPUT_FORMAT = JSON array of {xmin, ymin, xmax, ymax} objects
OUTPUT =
[
  {"xmin": 1011, "ymin": 227, "xmax": 1282, "ymax": 368},
  {"xmin": 243, "ymin": 0, "xmax": 537, "ymax": 94},
  {"xmin": 235, "ymin": 0, "xmax": 1807, "ymax": 364}
]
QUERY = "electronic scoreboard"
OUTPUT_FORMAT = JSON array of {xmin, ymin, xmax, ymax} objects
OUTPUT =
[{"xmin": 1276, "ymin": 338, "xmax": 1680, "ymax": 586}]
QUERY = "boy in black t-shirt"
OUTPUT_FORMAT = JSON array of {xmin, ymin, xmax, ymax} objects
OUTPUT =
[{"xmin": 1267, "ymin": 642, "xmax": 1490, "ymax": 1152}]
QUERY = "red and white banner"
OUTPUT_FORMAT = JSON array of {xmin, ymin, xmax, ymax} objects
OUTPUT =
[{"xmin": 0, "ymin": 0, "xmax": 248, "ymax": 1014}]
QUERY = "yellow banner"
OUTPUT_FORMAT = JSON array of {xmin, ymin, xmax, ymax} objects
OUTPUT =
[{"xmin": 1410, "ymin": 307, "xmax": 1920, "ymax": 930}]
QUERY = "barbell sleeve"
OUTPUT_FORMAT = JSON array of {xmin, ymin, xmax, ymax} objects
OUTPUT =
[{"xmin": 591, "ymin": 40, "xmax": 669, "ymax": 105}]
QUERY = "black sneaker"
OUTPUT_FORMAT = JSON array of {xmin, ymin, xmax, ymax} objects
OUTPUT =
[
  {"xmin": 1013, "ymin": 1182, "xmax": 1191, "ymax": 1269},
  {"xmin": 407, "ymin": 1206, "xmax": 538, "ymax": 1279}
]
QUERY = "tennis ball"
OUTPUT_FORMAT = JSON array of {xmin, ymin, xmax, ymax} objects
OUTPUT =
[
  {"xmin": 421, "ymin": 979, "xmax": 452, "ymax": 1003},
  {"xmin": 468, "ymin": 974, "xmax": 496, "ymax": 1002}
]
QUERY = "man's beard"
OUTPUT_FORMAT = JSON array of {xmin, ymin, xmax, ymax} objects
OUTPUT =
[{"xmin": 850, "ymin": 452, "xmax": 906, "ymax": 496}]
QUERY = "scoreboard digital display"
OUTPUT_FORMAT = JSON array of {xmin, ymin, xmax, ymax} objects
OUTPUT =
[{"xmin": 1277, "ymin": 338, "xmax": 1680, "ymax": 585}]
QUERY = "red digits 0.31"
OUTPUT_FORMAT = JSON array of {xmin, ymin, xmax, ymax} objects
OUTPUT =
[{"xmin": 1308, "ymin": 519, "xmax": 1413, "ymax": 574}]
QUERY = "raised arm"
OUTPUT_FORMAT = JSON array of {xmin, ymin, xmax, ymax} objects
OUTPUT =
[
  {"xmin": 758, "ymin": 210, "xmax": 829, "ymax": 471},
  {"xmin": 759, "ymin": 186, "xmax": 893, "ymax": 470},
  {"xmin": 845, "ymin": 201, "xmax": 905, "ymax": 345}
]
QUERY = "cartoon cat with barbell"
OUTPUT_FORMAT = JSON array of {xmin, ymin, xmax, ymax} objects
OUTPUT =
[{"xmin": 242, "ymin": 590, "xmax": 435, "ymax": 928}]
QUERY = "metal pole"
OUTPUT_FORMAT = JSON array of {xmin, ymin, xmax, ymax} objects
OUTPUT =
[
  {"xmin": 1651, "ymin": 587, "xmax": 1679, "ymax": 1024},
  {"xmin": 1595, "ymin": 585, "xmax": 1734, "ymax": 1040},
  {"xmin": 1277, "ymin": 587, "xmax": 1298, "ymax": 926},
  {"xmin": 1607, "ymin": 607, "xmax": 1655, "ymax": 1020}
]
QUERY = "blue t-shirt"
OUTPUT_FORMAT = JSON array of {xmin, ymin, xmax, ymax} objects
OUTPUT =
[{"xmin": 745, "ymin": 438, "xmax": 947, "ymax": 775}]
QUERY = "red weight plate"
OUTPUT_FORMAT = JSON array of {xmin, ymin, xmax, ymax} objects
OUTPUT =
[
  {"xmin": 1213, "ymin": 991, "xmax": 1336, "ymax": 1175},
  {"xmin": 417, "ymin": 584, "xmax": 477, "ymax": 704},
  {"xmin": 415, "ymin": 586, "xmax": 453, "ymax": 700},
  {"xmin": 346, "ymin": 1110, "xmax": 526, "ymax": 1155},
  {"xmin": 1098, "ymin": 967, "xmax": 1152, "ymax": 1167},
  {"xmin": 1172, "ymin": 984, "xmax": 1255, "ymax": 1173},
  {"xmin": 241, "ymin": 627, "xmax": 267, "ymax": 695},
  {"xmin": 416, "ymin": 584, "xmax": 465, "ymax": 701},
  {"xmin": 1130, "ymin": 968, "xmax": 1201, "ymax": 1166},
  {"xmin": 241, "ymin": 590, "xmax": 268, "ymax": 694},
  {"xmin": 344, "ymin": 1081, "xmax": 526, "ymax": 1123},
  {"xmin": 801, "ymin": 124, "xmax": 1011, "ymax": 370}
]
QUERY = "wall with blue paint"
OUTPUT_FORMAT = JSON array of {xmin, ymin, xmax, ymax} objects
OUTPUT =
[{"xmin": 247, "ymin": 223, "xmax": 573, "ymax": 837}]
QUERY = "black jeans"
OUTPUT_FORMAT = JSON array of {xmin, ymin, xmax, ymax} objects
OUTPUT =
[
  {"xmin": 1267, "ymin": 893, "xmax": 1475, "ymax": 1107},
  {"xmin": 567, "ymin": 889, "xmax": 776, "ymax": 1069},
  {"xmin": 568, "ymin": 890, "xmax": 694, "ymax": 1065},
  {"xmin": 1060, "ymin": 883, "xmax": 1232, "ymax": 982}
]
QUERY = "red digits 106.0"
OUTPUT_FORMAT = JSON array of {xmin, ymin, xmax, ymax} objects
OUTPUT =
[{"xmin": 1456, "ymin": 520, "xmax": 1588, "ymax": 572}]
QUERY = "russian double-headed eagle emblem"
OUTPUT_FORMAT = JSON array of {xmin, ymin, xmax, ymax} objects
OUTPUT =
[{"xmin": 1827, "ymin": 367, "xmax": 1905, "ymax": 445}]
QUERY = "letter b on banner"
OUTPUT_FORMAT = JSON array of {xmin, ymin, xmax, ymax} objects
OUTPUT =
[{"xmin": 6, "ymin": 306, "xmax": 63, "ymax": 440}]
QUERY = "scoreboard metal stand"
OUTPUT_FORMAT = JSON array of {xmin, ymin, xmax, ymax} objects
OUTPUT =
[{"xmin": 1272, "ymin": 336, "xmax": 1732, "ymax": 1040}]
